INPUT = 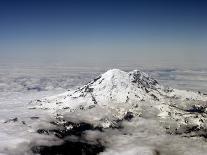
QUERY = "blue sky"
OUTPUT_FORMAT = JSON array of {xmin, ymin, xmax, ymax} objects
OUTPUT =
[{"xmin": 0, "ymin": 0, "xmax": 207, "ymax": 68}]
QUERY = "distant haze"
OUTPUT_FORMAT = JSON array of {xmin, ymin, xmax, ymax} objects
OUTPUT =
[{"xmin": 0, "ymin": 0, "xmax": 207, "ymax": 68}]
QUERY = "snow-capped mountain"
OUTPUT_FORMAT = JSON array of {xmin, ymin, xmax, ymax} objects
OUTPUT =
[
  {"xmin": 33, "ymin": 69, "xmax": 163, "ymax": 110},
  {"xmin": 31, "ymin": 69, "xmax": 207, "ymax": 130},
  {"xmin": 33, "ymin": 69, "xmax": 206, "ymax": 111}
]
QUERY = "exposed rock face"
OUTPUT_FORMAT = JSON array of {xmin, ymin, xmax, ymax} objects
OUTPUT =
[{"xmin": 129, "ymin": 70, "xmax": 159, "ymax": 90}]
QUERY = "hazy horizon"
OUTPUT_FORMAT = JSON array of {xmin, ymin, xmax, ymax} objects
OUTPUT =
[{"xmin": 1, "ymin": 0, "xmax": 207, "ymax": 68}]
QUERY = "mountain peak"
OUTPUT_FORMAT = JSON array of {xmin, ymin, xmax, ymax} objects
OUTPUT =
[
  {"xmin": 98, "ymin": 69, "xmax": 160, "ymax": 91},
  {"xmin": 99, "ymin": 69, "xmax": 128, "ymax": 82},
  {"xmin": 102, "ymin": 68, "xmax": 124, "ymax": 75},
  {"xmin": 33, "ymin": 69, "xmax": 165, "ymax": 111},
  {"xmin": 32, "ymin": 69, "xmax": 206, "ymax": 113}
]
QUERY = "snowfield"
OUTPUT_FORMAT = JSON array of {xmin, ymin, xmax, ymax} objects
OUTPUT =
[{"xmin": 1, "ymin": 67, "xmax": 207, "ymax": 155}]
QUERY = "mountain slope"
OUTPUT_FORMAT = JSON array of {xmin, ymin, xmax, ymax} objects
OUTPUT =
[
  {"xmin": 32, "ymin": 69, "xmax": 206, "ymax": 112},
  {"xmin": 29, "ymin": 69, "xmax": 207, "ymax": 131},
  {"xmin": 27, "ymin": 69, "xmax": 207, "ymax": 155}
]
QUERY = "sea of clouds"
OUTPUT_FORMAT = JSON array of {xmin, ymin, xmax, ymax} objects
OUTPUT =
[{"xmin": 1, "ymin": 65, "xmax": 207, "ymax": 155}]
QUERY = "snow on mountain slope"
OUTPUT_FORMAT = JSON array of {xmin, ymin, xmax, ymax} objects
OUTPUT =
[
  {"xmin": 30, "ymin": 69, "xmax": 207, "ymax": 131},
  {"xmin": 32, "ymin": 69, "xmax": 206, "ymax": 112}
]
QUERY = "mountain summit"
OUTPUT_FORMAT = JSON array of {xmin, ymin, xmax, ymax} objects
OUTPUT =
[
  {"xmin": 32, "ymin": 69, "xmax": 162, "ymax": 112},
  {"xmin": 30, "ymin": 69, "xmax": 207, "ymax": 143},
  {"xmin": 33, "ymin": 69, "xmax": 206, "ymax": 113}
]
